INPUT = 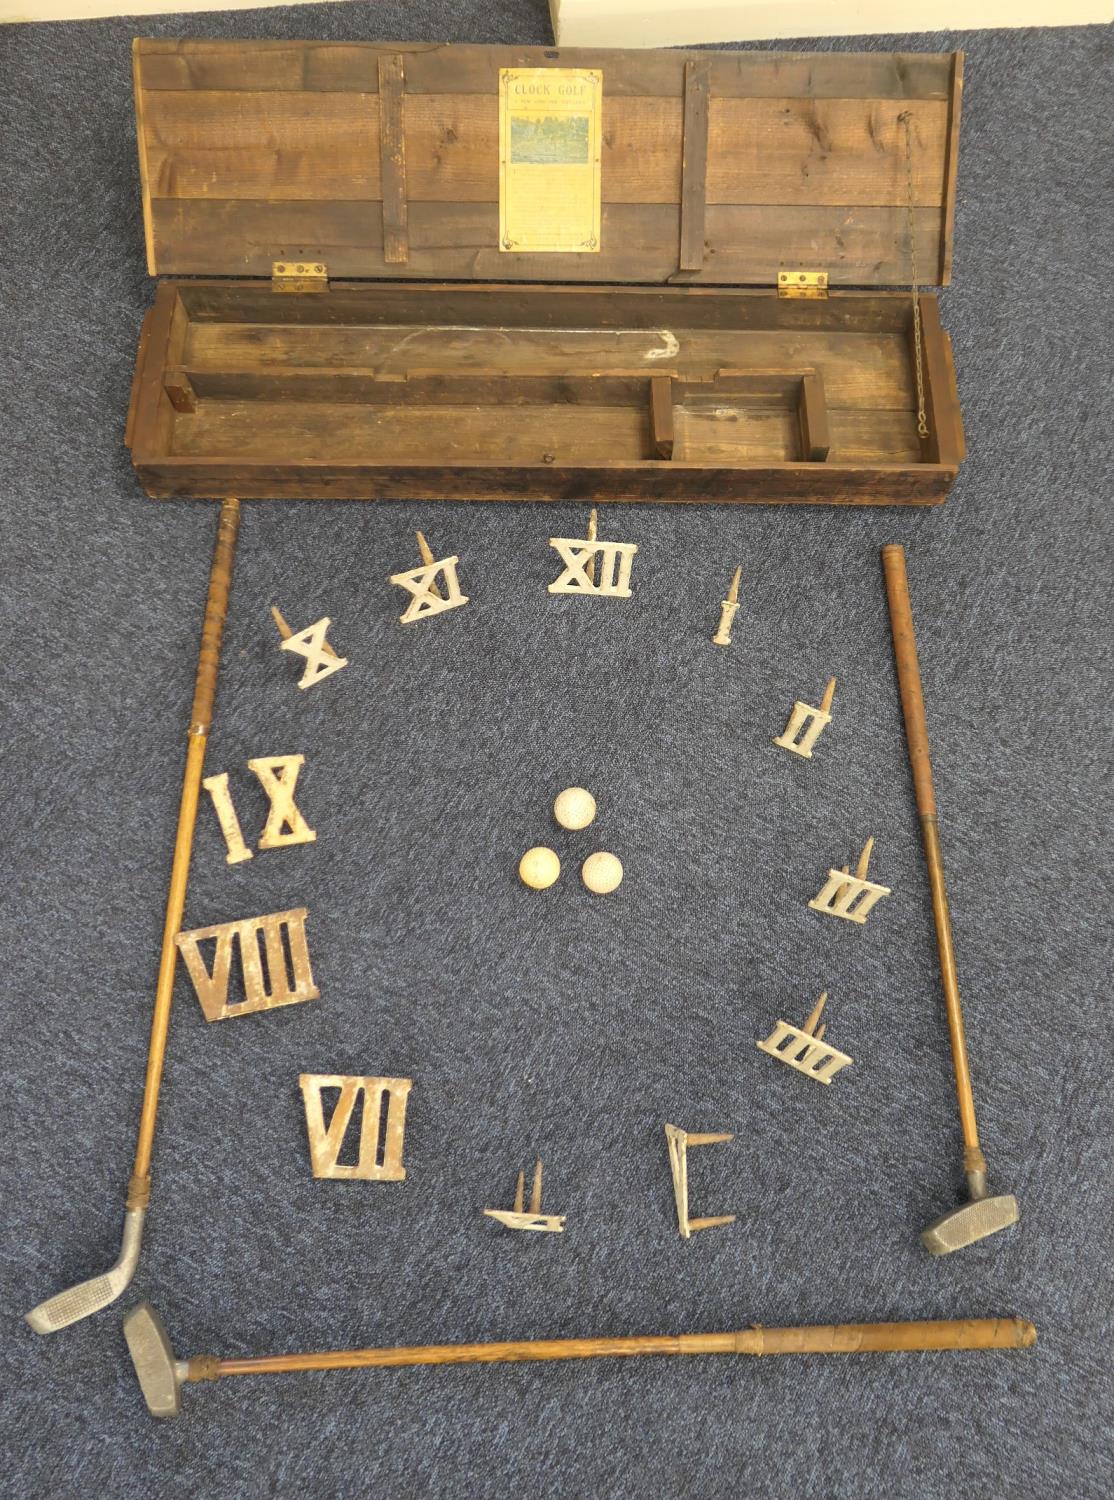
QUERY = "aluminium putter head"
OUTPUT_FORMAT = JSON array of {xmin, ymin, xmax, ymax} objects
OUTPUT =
[
  {"xmin": 921, "ymin": 1193, "xmax": 1019, "ymax": 1255},
  {"xmin": 25, "ymin": 1208, "xmax": 146, "ymax": 1334},
  {"xmin": 123, "ymin": 1301, "xmax": 186, "ymax": 1418}
]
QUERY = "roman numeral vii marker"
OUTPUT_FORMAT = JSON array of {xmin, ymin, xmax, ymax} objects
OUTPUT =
[{"xmin": 299, "ymin": 1075, "xmax": 413, "ymax": 1180}]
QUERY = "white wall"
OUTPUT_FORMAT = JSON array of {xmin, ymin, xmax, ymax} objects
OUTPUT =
[
  {"xmin": 6, "ymin": 0, "xmax": 1111, "ymax": 32},
  {"xmin": 549, "ymin": 0, "xmax": 1113, "ymax": 44}
]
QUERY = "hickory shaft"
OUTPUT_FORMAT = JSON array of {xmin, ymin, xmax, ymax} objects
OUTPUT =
[
  {"xmin": 203, "ymin": 1319, "xmax": 1035, "ymax": 1379},
  {"xmin": 130, "ymin": 498, "xmax": 240, "ymax": 1201},
  {"xmin": 881, "ymin": 545, "xmax": 980, "ymax": 1166}
]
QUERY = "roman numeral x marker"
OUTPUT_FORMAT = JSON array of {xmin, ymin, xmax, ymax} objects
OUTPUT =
[
  {"xmin": 247, "ymin": 754, "xmax": 316, "ymax": 850},
  {"xmin": 276, "ymin": 613, "xmax": 348, "ymax": 690}
]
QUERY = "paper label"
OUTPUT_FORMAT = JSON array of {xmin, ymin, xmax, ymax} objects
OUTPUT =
[{"xmin": 499, "ymin": 68, "xmax": 602, "ymax": 253}]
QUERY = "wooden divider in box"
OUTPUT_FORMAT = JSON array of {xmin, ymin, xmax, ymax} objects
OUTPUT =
[{"xmin": 127, "ymin": 40, "xmax": 965, "ymax": 505}]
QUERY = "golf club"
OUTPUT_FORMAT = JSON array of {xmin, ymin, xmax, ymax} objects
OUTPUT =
[
  {"xmin": 882, "ymin": 544, "xmax": 1020, "ymax": 1254},
  {"xmin": 26, "ymin": 498, "xmax": 241, "ymax": 1333},
  {"xmin": 123, "ymin": 1301, "xmax": 1036, "ymax": 1418}
]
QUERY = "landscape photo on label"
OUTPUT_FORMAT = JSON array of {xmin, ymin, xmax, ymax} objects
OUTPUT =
[{"xmin": 510, "ymin": 113, "xmax": 590, "ymax": 165}]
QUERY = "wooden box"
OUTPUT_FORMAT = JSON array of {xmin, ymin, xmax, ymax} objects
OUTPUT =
[{"xmin": 127, "ymin": 40, "xmax": 965, "ymax": 505}]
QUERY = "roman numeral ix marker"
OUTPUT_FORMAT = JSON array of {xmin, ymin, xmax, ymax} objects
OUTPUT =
[
  {"xmin": 204, "ymin": 754, "xmax": 316, "ymax": 861},
  {"xmin": 176, "ymin": 908, "xmax": 319, "ymax": 1023}
]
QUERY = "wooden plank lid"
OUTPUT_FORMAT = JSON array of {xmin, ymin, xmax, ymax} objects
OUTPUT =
[{"xmin": 133, "ymin": 39, "xmax": 962, "ymax": 287}]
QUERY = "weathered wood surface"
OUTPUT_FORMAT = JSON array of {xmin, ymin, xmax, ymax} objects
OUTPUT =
[
  {"xmin": 678, "ymin": 60, "xmax": 710, "ymax": 271},
  {"xmin": 914, "ymin": 295, "xmax": 966, "ymax": 466},
  {"xmin": 377, "ymin": 55, "xmax": 409, "ymax": 263},
  {"xmin": 179, "ymin": 324, "xmax": 919, "ymax": 409},
  {"xmin": 133, "ymin": 454, "xmax": 956, "ymax": 505},
  {"xmin": 135, "ymin": 40, "xmax": 955, "ymax": 99},
  {"xmin": 128, "ymin": 280, "xmax": 960, "ymax": 504},
  {"xmin": 147, "ymin": 200, "xmax": 945, "ymax": 284},
  {"xmin": 176, "ymin": 281, "xmax": 917, "ymax": 331},
  {"xmin": 140, "ymin": 93, "xmax": 946, "ymax": 207},
  {"xmin": 133, "ymin": 39, "xmax": 961, "ymax": 286}
]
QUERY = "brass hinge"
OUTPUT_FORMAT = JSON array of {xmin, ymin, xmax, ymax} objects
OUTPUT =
[
  {"xmin": 778, "ymin": 270, "xmax": 829, "ymax": 300},
  {"xmin": 271, "ymin": 260, "xmax": 328, "ymax": 293}
]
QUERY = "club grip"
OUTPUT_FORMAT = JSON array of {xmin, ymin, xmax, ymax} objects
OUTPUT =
[
  {"xmin": 190, "ymin": 498, "xmax": 240, "ymax": 735},
  {"xmin": 882, "ymin": 544, "xmax": 936, "ymax": 819}
]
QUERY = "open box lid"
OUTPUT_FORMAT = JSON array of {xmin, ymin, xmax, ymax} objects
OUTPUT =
[{"xmin": 133, "ymin": 39, "xmax": 962, "ymax": 289}]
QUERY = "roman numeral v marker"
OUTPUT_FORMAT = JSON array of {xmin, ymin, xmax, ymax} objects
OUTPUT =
[
  {"xmin": 664, "ymin": 1124, "xmax": 736, "ymax": 1240},
  {"xmin": 176, "ymin": 908, "xmax": 319, "ymax": 1023},
  {"xmin": 299, "ymin": 1075, "xmax": 413, "ymax": 1180},
  {"xmin": 484, "ymin": 1160, "xmax": 566, "ymax": 1232}
]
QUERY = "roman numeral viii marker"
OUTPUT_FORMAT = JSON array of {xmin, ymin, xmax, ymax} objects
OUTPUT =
[
  {"xmin": 299, "ymin": 1075, "xmax": 413, "ymax": 1180},
  {"xmin": 176, "ymin": 908, "xmax": 319, "ymax": 1023}
]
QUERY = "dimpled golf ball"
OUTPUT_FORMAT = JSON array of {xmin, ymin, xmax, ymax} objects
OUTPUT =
[
  {"xmin": 519, "ymin": 846, "xmax": 561, "ymax": 890},
  {"xmin": 554, "ymin": 786, "xmax": 597, "ymax": 830},
  {"xmin": 581, "ymin": 850, "xmax": 623, "ymax": 894}
]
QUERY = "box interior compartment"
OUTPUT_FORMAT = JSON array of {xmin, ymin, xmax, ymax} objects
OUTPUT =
[{"xmin": 143, "ymin": 283, "xmax": 953, "ymax": 471}]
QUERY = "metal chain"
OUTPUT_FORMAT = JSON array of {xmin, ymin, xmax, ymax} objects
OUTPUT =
[{"xmin": 901, "ymin": 111, "xmax": 930, "ymax": 439}]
